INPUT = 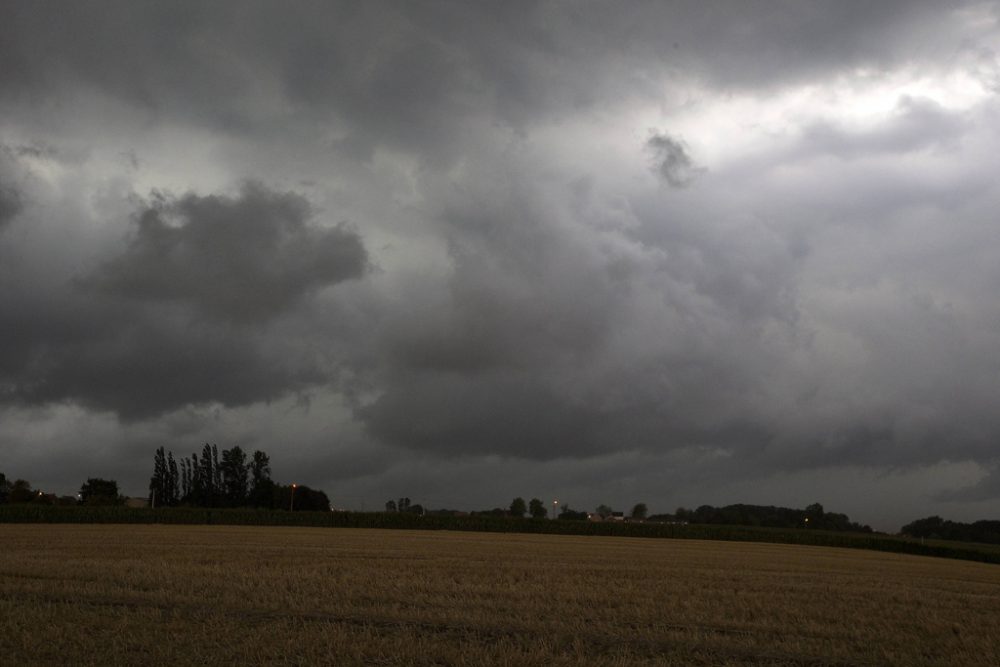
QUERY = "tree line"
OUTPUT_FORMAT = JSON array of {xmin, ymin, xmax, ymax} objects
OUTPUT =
[
  {"xmin": 0, "ymin": 472, "xmax": 126, "ymax": 506},
  {"xmin": 386, "ymin": 498, "xmax": 871, "ymax": 533},
  {"xmin": 396, "ymin": 497, "xmax": 555, "ymax": 519},
  {"xmin": 9, "ymin": 467, "xmax": 1000, "ymax": 547},
  {"xmin": 148, "ymin": 445, "xmax": 330, "ymax": 511},
  {"xmin": 651, "ymin": 503, "xmax": 873, "ymax": 532},
  {"xmin": 900, "ymin": 516, "xmax": 1000, "ymax": 545},
  {"xmin": 392, "ymin": 498, "xmax": 650, "ymax": 521}
]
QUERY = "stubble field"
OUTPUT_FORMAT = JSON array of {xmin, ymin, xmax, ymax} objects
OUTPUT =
[{"xmin": 1, "ymin": 525, "xmax": 999, "ymax": 666}]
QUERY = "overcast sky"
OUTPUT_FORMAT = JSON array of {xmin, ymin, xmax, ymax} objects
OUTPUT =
[{"xmin": 3, "ymin": 2, "xmax": 1000, "ymax": 529}]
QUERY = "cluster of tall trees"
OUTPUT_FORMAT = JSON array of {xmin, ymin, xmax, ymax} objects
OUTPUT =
[
  {"xmin": 149, "ymin": 445, "xmax": 273, "ymax": 508},
  {"xmin": 149, "ymin": 445, "xmax": 329, "ymax": 511}
]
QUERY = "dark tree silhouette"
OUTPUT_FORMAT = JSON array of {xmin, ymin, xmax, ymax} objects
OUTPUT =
[
  {"xmin": 901, "ymin": 516, "xmax": 1000, "ymax": 545},
  {"xmin": 528, "ymin": 498, "xmax": 547, "ymax": 519},
  {"xmin": 79, "ymin": 478, "xmax": 122, "ymax": 506},
  {"xmin": 147, "ymin": 446, "xmax": 326, "ymax": 512},
  {"xmin": 509, "ymin": 497, "xmax": 527, "ymax": 517},
  {"xmin": 167, "ymin": 452, "xmax": 179, "ymax": 505},
  {"xmin": 212, "ymin": 445, "xmax": 222, "ymax": 497},
  {"xmin": 198, "ymin": 444, "xmax": 218, "ymax": 506},
  {"xmin": 249, "ymin": 450, "xmax": 274, "ymax": 508},
  {"xmin": 556, "ymin": 505, "xmax": 588, "ymax": 520},
  {"xmin": 278, "ymin": 484, "xmax": 329, "ymax": 512},
  {"xmin": 220, "ymin": 446, "xmax": 249, "ymax": 506},
  {"xmin": 149, "ymin": 447, "xmax": 167, "ymax": 507},
  {"xmin": 149, "ymin": 447, "xmax": 180, "ymax": 507}
]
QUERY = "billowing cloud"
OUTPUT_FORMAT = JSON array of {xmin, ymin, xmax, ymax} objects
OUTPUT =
[
  {"xmin": 87, "ymin": 182, "xmax": 367, "ymax": 323},
  {"xmin": 0, "ymin": 180, "xmax": 366, "ymax": 420}
]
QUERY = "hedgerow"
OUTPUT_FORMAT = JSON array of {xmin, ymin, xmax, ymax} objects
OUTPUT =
[{"xmin": 2, "ymin": 504, "xmax": 998, "ymax": 565}]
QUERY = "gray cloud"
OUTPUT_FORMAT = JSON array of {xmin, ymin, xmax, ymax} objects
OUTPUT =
[
  {"xmin": 646, "ymin": 133, "xmax": 700, "ymax": 187},
  {"xmin": 86, "ymin": 182, "xmax": 367, "ymax": 323},
  {"xmin": 0, "ymin": 149, "xmax": 23, "ymax": 229},
  {"xmin": 0, "ymin": 184, "xmax": 19, "ymax": 229},
  {"xmin": 937, "ymin": 461, "xmax": 1000, "ymax": 502},
  {"xmin": 0, "ymin": 181, "xmax": 366, "ymax": 420},
  {"xmin": 799, "ymin": 96, "xmax": 967, "ymax": 159},
  {"xmin": 9, "ymin": 313, "xmax": 321, "ymax": 421}
]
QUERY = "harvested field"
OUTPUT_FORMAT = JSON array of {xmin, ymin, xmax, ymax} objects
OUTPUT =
[{"xmin": 2, "ymin": 525, "xmax": 999, "ymax": 666}]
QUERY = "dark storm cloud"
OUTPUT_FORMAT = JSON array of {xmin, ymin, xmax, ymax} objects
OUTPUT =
[
  {"xmin": 2, "ymin": 305, "xmax": 320, "ymax": 421},
  {"xmin": 0, "ymin": 274, "xmax": 333, "ymax": 421},
  {"xmin": 646, "ymin": 132, "xmax": 700, "ymax": 187},
  {"xmin": 86, "ymin": 182, "xmax": 367, "ymax": 323},
  {"xmin": 0, "ymin": 148, "xmax": 23, "ymax": 229},
  {"xmin": 0, "ymin": 180, "xmax": 366, "ymax": 420}
]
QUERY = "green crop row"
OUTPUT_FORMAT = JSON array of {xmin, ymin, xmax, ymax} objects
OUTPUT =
[{"xmin": 2, "ymin": 504, "xmax": 998, "ymax": 565}]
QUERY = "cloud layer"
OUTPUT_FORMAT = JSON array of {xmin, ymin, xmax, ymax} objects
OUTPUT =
[{"xmin": 2, "ymin": 2, "xmax": 1000, "ymax": 528}]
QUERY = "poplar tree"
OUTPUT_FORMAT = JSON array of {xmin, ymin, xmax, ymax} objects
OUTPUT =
[
  {"xmin": 149, "ymin": 447, "xmax": 167, "ymax": 506},
  {"xmin": 167, "ymin": 451, "xmax": 180, "ymax": 506},
  {"xmin": 180, "ymin": 457, "xmax": 191, "ymax": 501},
  {"xmin": 198, "ymin": 445, "xmax": 215, "ymax": 506},
  {"xmin": 249, "ymin": 450, "xmax": 273, "ymax": 508},
  {"xmin": 220, "ymin": 446, "xmax": 249, "ymax": 506}
]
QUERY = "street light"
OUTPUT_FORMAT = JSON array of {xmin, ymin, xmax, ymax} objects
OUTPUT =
[
  {"xmin": 552, "ymin": 499, "xmax": 559, "ymax": 520},
  {"xmin": 290, "ymin": 483, "xmax": 297, "ymax": 512}
]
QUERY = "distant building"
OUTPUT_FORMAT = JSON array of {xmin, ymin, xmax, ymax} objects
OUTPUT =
[{"xmin": 125, "ymin": 497, "xmax": 149, "ymax": 508}]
